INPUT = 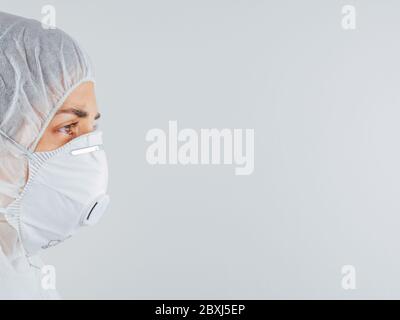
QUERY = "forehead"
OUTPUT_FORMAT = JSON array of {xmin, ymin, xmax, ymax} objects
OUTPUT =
[{"xmin": 59, "ymin": 82, "xmax": 97, "ymax": 112}]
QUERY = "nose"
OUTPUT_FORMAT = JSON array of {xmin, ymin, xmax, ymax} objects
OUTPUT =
[{"xmin": 80, "ymin": 119, "xmax": 96, "ymax": 136}]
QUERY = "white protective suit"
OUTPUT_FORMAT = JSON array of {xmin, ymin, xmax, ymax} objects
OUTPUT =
[{"xmin": 0, "ymin": 11, "xmax": 95, "ymax": 299}]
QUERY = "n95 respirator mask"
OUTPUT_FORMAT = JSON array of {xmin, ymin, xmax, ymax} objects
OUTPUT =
[{"xmin": 2, "ymin": 130, "xmax": 110, "ymax": 256}]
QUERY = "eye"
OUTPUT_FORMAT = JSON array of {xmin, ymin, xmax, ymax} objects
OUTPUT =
[{"xmin": 57, "ymin": 122, "xmax": 79, "ymax": 136}]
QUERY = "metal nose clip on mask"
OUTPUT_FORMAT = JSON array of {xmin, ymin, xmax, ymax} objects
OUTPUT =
[{"xmin": 0, "ymin": 130, "xmax": 110, "ymax": 256}]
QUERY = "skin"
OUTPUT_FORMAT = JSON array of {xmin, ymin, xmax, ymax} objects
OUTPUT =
[{"xmin": 35, "ymin": 82, "xmax": 101, "ymax": 152}]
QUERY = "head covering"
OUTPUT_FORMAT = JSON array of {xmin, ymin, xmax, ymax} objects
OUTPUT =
[{"xmin": 0, "ymin": 11, "xmax": 95, "ymax": 208}]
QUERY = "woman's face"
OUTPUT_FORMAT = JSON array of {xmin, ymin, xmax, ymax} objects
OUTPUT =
[{"xmin": 35, "ymin": 82, "xmax": 101, "ymax": 152}]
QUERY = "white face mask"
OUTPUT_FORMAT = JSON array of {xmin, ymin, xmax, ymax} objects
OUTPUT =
[{"xmin": 0, "ymin": 130, "xmax": 109, "ymax": 256}]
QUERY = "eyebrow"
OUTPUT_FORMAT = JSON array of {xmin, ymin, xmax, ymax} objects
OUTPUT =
[{"xmin": 56, "ymin": 107, "xmax": 101, "ymax": 120}]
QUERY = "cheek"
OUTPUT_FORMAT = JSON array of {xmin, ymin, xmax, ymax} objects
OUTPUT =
[
  {"xmin": 35, "ymin": 129, "xmax": 64, "ymax": 152},
  {"xmin": 34, "ymin": 133, "xmax": 51, "ymax": 152}
]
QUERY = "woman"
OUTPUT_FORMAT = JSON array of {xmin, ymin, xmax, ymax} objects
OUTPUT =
[{"xmin": 0, "ymin": 12, "xmax": 109, "ymax": 299}]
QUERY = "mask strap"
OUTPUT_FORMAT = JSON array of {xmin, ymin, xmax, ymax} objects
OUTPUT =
[
  {"xmin": 0, "ymin": 135, "xmax": 38, "ymax": 268},
  {"xmin": 0, "ymin": 128, "xmax": 34, "ymax": 160}
]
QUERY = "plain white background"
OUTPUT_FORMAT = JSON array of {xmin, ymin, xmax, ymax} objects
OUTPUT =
[{"xmin": 2, "ymin": 0, "xmax": 400, "ymax": 299}]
